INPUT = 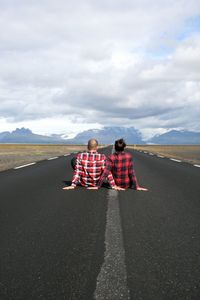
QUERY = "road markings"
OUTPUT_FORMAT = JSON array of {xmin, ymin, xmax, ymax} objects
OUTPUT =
[
  {"xmin": 14, "ymin": 162, "xmax": 36, "ymax": 169},
  {"xmin": 170, "ymin": 158, "xmax": 182, "ymax": 163},
  {"xmin": 94, "ymin": 189, "xmax": 130, "ymax": 300},
  {"xmin": 47, "ymin": 157, "xmax": 58, "ymax": 160},
  {"xmin": 64, "ymin": 154, "xmax": 70, "ymax": 156},
  {"xmin": 135, "ymin": 148, "xmax": 200, "ymax": 168}
]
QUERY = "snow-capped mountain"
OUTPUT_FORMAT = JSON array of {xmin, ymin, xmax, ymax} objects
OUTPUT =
[
  {"xmin": 67, "ymin": 127, "xmax": 144, "ymax": 144},
  {"xmin": 149, "ymin": 130, "xmax": 200, "ymax": 145},
  {"xmin": 0, "ymin": 127, "xmax": 199, "ymax": 144}
]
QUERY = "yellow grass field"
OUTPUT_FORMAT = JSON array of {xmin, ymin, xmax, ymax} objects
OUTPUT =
[
  {"xmin": 0, "ymin": 144, "xmax": 87, "ymax": 172},
  {"xmin": 128, "ymin": 145, "xmax": 200, "ymax": 165},
  {"xmin": 0, "ymin": 144, "xmax": 200, "ymax": 172}
]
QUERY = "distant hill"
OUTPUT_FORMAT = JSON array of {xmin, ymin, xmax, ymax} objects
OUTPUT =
[
  {"xmin": 149, "ymin": 130, "xmax": 200, "ymax": 145},
  {"xmin": 0, "ymin": 127, "xmax": 143, "ymax": 144},
  {"xmin": 0, "ymin": 126, "xmax": 144, "ymax": 144},
  {"xmin": 66, "ymin": 127, "xmax": 144, "ymax": 144},
  {"xmin": 0, "ymin": 128, "xmax": 66, "ymax": 144},
  {"xmin": 0, "ymin": 127, "xmax": 199, "ymax": 145}
]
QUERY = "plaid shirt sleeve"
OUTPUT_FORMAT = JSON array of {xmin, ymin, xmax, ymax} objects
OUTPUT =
[
  {"xmin": 98, "ymin": 157, "xmax": 115, "ymax": 188},
  {"xmin": 128, "ymin": 157, "xmax": 139, "ymax": 189},
  {"xmin": 71, "ymin": 155, "xmax": 81, "ymax": 186}
]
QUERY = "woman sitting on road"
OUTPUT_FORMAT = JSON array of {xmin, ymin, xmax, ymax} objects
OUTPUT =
[{"xmin": 98, "ymin": 138, "xmax": 148, "ymax": 191}]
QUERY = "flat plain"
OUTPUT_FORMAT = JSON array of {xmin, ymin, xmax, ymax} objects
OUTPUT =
[
  {"xmin": 129, "ymin": 145, "xmax": 200, "ymax": 165},
  {"xmin": 0, "ymin": 144, "xmax": 200, "ymax": 172},
  {"xmin": 0, "ymin": 144, "xmax": 87, "ymax": 172}
]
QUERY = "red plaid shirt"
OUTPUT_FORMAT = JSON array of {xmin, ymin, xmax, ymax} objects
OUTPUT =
[
  {"xmin": 71, "ymin": 151, "xmax": 115, "ymax": 187},
  {"xmin": 98, "ymin": 151, "xmax": 139, "ymax": 189}
]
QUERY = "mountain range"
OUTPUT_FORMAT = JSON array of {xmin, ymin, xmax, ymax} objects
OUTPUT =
[
  {"xmin": 0, "ymin": 127, "xmax": 200, "ymax": 144},
  {"xmin": 65, "ymin": 127, "xmax": 144, "ymax": 144},
  {"xmin": 0, "ymin": 128, "xmax": 66, "ymax": 144},
  {"xmin": 148, "ymin": 130, "xmax": 200, "ymax": 145}
]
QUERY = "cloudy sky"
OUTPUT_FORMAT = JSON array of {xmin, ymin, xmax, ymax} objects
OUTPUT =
[{"xmin": 0, "ymin": 0, "xmax": 200, "ymax": 139}]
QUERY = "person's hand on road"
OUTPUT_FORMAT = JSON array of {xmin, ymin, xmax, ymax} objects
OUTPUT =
[
  {"xmin": 87, "ymin": 187, "xmax": 99, "ymax": 190},
  {"xmin": 62, "ymin": 186, "xmax": 75, "ymax": 190},
  {"xmin": 136, "ymin": 187, "xmax": 148, "ymax": 191},
  {"xmin": 113, "ymin": 185, "xmax": 125, "ymax": 191}
]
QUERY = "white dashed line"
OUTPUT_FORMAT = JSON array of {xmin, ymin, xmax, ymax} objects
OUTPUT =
[
  {"xmin": 64, "ymin": 154, "xmax": 70, "ymax": 157},
  {"xmin": 14, "ymin": 162, "xmax": 36, "ymax": 169},
  {"xmin": 136, "ymin": 149, "xmax": 199, "ymax": 168},
  {"xmin": 170, "ymin": 158, "xmax": 182, "ymax": 163},
  {"xmin": 94, "ymin": 189, "xmax": 130, "ymax": 300},
  {"xmin": 47, "ymin": 157, "xmax": 58, "ymax": 160}
]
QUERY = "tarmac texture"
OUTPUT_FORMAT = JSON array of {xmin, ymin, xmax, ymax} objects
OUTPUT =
[{"xmin": 0, "ymin": 147, "xmax": 200, "ymax": 299}]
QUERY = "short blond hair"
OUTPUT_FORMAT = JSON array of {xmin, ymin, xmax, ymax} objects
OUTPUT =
[{"xmin": 88, "ymin": 139, "xmax": 98, "ymax": 150}]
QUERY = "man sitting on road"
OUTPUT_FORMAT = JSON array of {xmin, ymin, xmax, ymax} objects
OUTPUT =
[{"xmin": 63, "ymin": 139, "xmax": 121, "ymax": 190}]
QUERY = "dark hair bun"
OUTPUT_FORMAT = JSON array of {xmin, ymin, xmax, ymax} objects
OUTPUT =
[{"xmin": 115, "ymin": 138, "xmax": 126, "ymax": 152}]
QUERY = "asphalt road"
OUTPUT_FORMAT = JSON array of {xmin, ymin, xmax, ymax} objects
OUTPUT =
[{"xmin": 0, "ymin": 147, "xmax": 200, "ymax": 300}]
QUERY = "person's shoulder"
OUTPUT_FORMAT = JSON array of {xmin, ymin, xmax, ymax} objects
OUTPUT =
[
  {"xmin": 77, "ymin": 151, "xmax": 87, "ymax": 159},
  {"xmin": 124, "ymin": 151, "xmax": 132, "ymax": 159},
  {"xmin": 107, "ymin": 153, "xmax": 116, "ymax": 161},
  {"xmin": 109, "ymin": 152, "xmax": 116, "ymax": 158},
  {"xmin": 77, "ymin": 152, "xmax": 82, "ymax": 158}
]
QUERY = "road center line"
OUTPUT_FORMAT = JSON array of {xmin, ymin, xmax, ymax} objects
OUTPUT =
[
  {"xmin": 194, "ymin": 164, "xmax": 200, "ymax": 168},
  {"xmin": 94, "ymin": 189, "xmax": 130, "ymax": 300},
  {"xmin": 14, "ymin": 162, "xmax": 36, "ymax": 169}
]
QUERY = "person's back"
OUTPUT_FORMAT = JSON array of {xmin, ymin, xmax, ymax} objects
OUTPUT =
[
  {"xmin": 72, "ymin": 150, "xmax": 108, "ymax": 187},
  {"xmin": 63, "ymin": 138, "xmax": 115, "ymax": 189},
  {"xmin": 108, "ymin": 150, "xmax": 137, "ymax": 189},
  {"xmin": 98, "ymin": 138, "xmax": 148, "ymax": 191}
]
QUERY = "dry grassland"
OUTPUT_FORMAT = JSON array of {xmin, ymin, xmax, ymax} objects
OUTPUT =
[
  {"xmin": 0, "ymin": 144, "xmax": 87, "ymax": 172},
  {"xmin": 1, "ymin": 144, "xmax": 200, "ymax": 172},
  {"xmin": 128, "ymin": 145, "xmax": 200, "ymax": 165}
]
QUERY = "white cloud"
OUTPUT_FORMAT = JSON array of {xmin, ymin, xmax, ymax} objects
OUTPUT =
[{"xmin": 0, "ymin": 0, "xmax": 200, "ymax": 138}]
